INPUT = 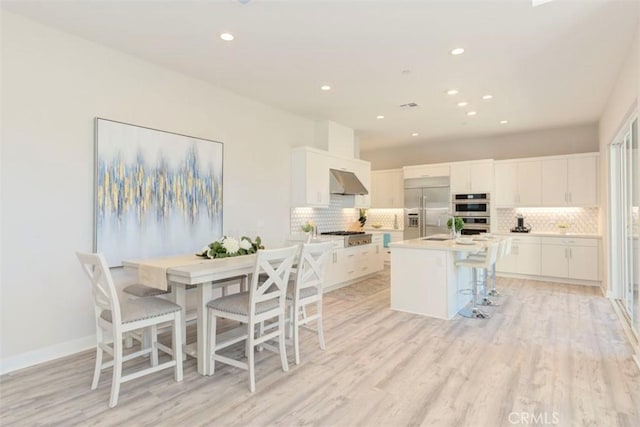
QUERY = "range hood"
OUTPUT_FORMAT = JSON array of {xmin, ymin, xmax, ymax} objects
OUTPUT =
[{"xmin": 329, "ymin": 169, "xmax": 369, "ymax": 195}]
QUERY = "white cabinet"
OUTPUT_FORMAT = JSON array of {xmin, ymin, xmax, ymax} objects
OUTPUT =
[
  {"xmin": 540, "ymin": 237, "xmax": 599, "ymax": 281},
  {"xmin": 325, "ymin": 240, "xmax": 384, "ymax": 288},
  {"xmin": 496, "ymin": 235, "xmax": 541, "ymax": 275},
  {"xmin": 450, "ymin": 160, "xmax": 493, "ymax": 194},
  {"xmin": 403, "ymin": 163, "xmax": 450, "ymax": 179},
  {"xmin": 541, "ymin": 155, "xmax": 598, "ymax": 206},
  {"xmin": 291, "ymin": 148, "xmax": 331, "ymax": 207},
  {"xmin": 371, "ymin": 169, "xmax": 404, "ymax": 208},
  {"xmin": 494, "ymin": 160, "xmax": 542, "ymax": 206}
]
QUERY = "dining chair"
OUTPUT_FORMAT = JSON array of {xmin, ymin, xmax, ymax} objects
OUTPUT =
[
  {"xmin": 206, "ymin": 246, "xmax": 298, "ymax": 392},
  {"xmin": 288, "ymin": 242, "xmax": 333, "ymax": 365},
  {"xmin": 76, "ymin": 252, "xmax": 183, "ymax": 408}
]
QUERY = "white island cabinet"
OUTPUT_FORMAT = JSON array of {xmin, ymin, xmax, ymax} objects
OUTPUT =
[{"xmin": 390, "ymin": 237, "xmax": 493, "ymax": 320}]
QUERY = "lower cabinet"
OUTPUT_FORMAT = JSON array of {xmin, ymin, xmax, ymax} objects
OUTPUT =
[
  {"xmin": 496, "ymin": 236, "xmax": 541, "ymax": 276},
  {"xmin": 540, "ymin": 237, "xmax": 599, "ymax": 281},
  {"xmin": 325, "ymin": 237, "xmax": 384, "ymax": 288},
  {"xmin": 496, "ymin": 234, "xmax": 600, "ymax": 283}
]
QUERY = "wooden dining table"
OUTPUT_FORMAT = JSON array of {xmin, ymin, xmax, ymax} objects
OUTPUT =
[{"xmin": 123, "ymin": 254, "xmax": 257, "ymax": 375}]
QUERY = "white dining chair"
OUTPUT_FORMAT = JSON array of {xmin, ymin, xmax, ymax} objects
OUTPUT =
[
  {"xmin": 206, "ymin": 246, "xmax": 298, "ymax": 392},
  {"xmin": 287, "ymin": 242, "xmax": 333, "ymax": 365},
  {"xmin": 76, "ymin": 252, "xmax": 183, "ymax": 408}
]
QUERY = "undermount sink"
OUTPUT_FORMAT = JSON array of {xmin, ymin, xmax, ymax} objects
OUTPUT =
[{"xmin": 421, "ymin": 236, "xmax": 451, "ymax": 241}]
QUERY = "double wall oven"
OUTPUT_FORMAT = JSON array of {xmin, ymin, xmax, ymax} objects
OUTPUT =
[{"xmin": 452, "ymin": 193, "xmax": 490, "ymax": 235}]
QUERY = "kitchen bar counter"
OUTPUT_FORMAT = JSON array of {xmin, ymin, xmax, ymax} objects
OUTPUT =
[
  {"xmin": 389, "ymin": 236, "xmax": 501, "ymax": 319},
  {"xmin": 494, "ymin": 231, "xmax": 601, "ymax": 238}
]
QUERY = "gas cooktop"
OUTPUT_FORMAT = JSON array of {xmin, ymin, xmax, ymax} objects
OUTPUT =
[{"xmin": 321, "ymin": 231, "xmax": 366, "ymax": 236}]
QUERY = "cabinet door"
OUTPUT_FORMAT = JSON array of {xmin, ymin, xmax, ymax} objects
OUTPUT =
[
  {"xmin": 470, "ymin": 162, "xmax": 493, "ymax": 193},
  {"xmin": 325, "ymin": 250, "xmax": 342, "ymax": 287},
  {"xmin": 390, "ymin": 169, "xmax": 405, "ymax": 208},
  {"xmin": 567, "ymin": 156, "xmax": 597, "ymax": 206},
  {"xmin": 542, "ymin": 158, "xmax": 568, "ymax": 206},
  {"xmin": 496, "ymin": 249, "xmax": 518, "ymax": 273},
  {"xmin": 517, "ymin": 160, "xmax": 542, "ymax": 206},
  {"xmin": 450, "ymin": 163, "xmax": 471, "ymax": 194},
  {"xmin": 494, "ymin": 163, "xmax": 517, "ymax": 206},
  {"xmin": 370, "ymin": 171, "xmax": 390, "ymax": 208},
  {"xmin": 568, "ymin": 245, "xmax": 599, "ymax": 281},
  {"xmin": 516, "ymin": 242, "xmax": 541, "ymax": 275},
  {"xmin": 291, "ymin": 149, "xmax": 330, "ymax": 207},
  {"xmin": 540, "ymin": 244, "xmax": 569, "ymax": 278}
]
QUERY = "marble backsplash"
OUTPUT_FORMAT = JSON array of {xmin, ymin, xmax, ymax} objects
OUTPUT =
[{"xmin": 496, "ymin": 207, "xmax": 600, "ymax": 234}]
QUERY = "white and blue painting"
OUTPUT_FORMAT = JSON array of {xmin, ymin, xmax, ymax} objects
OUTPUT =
[{"xmin": 95, "ymin": 118, "xmax": 223, "ymax": 266}]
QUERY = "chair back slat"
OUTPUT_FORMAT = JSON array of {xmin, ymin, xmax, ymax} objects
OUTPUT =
[
  {"xmin": 76, "ymin": 252, "xmax": 121, "ymax": 325},
  {"xmin": 249, "ymin": 246, "xmax": 298, "ymax": 315},
  {"xmin": 294, "ymin": 242, "xmax": 333, "ymax": 296}
]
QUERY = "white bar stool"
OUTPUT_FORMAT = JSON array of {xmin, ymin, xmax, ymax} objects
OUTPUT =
[{"xmin": 456, "ymin": 242, "xmax": 500, "ymax": 319}]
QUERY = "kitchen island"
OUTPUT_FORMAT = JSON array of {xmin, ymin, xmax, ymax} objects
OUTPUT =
[{"xmin": 389, "ymin": 235, "xmax": 489, "ymax": 320}]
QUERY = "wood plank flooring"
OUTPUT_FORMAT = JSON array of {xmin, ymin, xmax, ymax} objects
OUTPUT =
[{"xmin": 1, "ymin": 268, "xmax": 639, "ymax": 426}]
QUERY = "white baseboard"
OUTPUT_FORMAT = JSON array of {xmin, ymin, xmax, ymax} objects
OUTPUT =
[
  {"xmin": 0, "ymin": 334, "xmax": 96, "ymax": 375},
  {"xmin": 496, "ymin": 272, "xmax": 600, "ymax": 287}
]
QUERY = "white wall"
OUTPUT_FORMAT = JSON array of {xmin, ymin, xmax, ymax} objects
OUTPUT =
[
  {"xmin": 598, "ymin": 22, "xmax": 640, "ymax": 295},
  {"xmin": 0, "ymin": 12, "xmax": 315, "ymax": 373},
  {"xmin": 361, "ymin": 122, "xmax": 598, "ymax": 170}
]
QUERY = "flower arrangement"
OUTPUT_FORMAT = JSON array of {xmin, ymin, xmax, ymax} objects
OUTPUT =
[
  {"xmin": 301, "ymin": 220, "xmax": 315, "ymax": 233},
  {"xmin": 447, "ymin": 216, "xmax": 465, "ymax": 232},
  {"xmin": 197, "ymin": 236, "xmax": 264, "ymax": 259}
]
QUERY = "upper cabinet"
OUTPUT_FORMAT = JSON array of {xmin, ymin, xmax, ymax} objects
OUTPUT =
[
  {"xmin": 403, "ymin": 163, "xmax": 450, "ymax": 179},
  {"xmin": 541, "ymin": 154, "xmax": 598, "ymax": 206},
  {"xmin": 291, "ymin": 147, "xmax": 331, "ymax": 207},
  {"xmin": 371, "ymin": 169, "xmax": 404, "ymax": 208},
  {"xmin": 494, "ymin": 159, "xmax": 542, "ymax": 207},
  {"xmin": 291, "ymin": 147, "xmax": 371, "ymax": 208},
  {"xmin": 449, "ymin": 160, "xmax": 494, "ymax": 194}
]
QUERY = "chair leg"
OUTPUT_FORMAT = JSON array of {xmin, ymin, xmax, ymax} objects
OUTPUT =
[
  {"xmin": 247, "ymin": 325, "xmax": 256, "ymax": 393},
  {"xmin": 257, "ymin": 321, "xmax": 265, "ymax": 352},
  {"xmin": 288, "ymin": 304, "xmax": 294, "ymax": 338},
  {"xmin": 278, "ymin": 311, "xmax": 289, "ymax": 373},
  {"xmin": 150, "ymin": 325, "xmax": 159, "ymax": 367},
  {"xmin": 293, "ymin": 303, "xmax": 301, "ymax": 365},
  {"xmin": 316, "ymin": 300, "xmax": 326, "ymax": 351},
  {"xmin": 124, "ymin": 333, "xmax": 133, "ymax": 349},
  {"xmin": 173, "ymin": 312, "xmax": 183, "ymax": 382},
  {"xmin": 208, "ymin": 309, "xmax": 217, "ymax": 376},
  {"xmin": 109, "ymin": 331, "xmax": 123, "ymax": 408},
  {"xmin": 91, "ymin": 327, "xmax": 103, "ymax": 390}
]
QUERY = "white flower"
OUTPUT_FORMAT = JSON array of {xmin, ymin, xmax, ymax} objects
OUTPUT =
[
  {"xmin": 239, "ymin": 238, "xmax": 252, "ymax": 250},
  {"xmin": 222, "ymin": 237, "xmax": 240, "ymax": 254}
]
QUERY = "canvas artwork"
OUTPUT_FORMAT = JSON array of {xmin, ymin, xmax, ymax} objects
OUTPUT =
[{"xmin": 95, "ymin": 118, "xmax": 223, "ymax": 267}]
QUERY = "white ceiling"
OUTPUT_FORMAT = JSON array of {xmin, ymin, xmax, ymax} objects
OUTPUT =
[{"xmin": 2, "ymin": 0, "xmax": 638, "ymax": 151}]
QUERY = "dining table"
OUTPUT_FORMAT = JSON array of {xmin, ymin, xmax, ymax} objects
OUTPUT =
[{"xmin": 123, "ymin": 253, "xmax": 257, "ymax": 375}]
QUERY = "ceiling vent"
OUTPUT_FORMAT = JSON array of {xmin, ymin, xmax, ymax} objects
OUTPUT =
[{"xmin": 400, "ymin": 102, "xmax": 419, "ymax": 109}]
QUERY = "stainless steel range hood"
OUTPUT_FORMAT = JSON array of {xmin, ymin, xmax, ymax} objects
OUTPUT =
[{"xmin": 329, "ymin": 169, "xmax": 369, "ymax": 195}]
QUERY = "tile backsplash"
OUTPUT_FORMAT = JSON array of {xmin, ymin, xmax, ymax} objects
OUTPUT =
[
  {"xmin": 290, "ymin": 195, "xmax": 359, "ymax": 233},
  {"xmin": 366, "ymin": 209, "xmax": 404, "ymax": 229},
  {"xmin": 496, "ymin": 207, "xmax": 600, "ymax": 234}
]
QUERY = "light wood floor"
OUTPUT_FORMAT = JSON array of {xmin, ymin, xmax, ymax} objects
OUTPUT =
[{"xmin": 2, "ymin": 268, "xmax": 639, "ymax": 426}]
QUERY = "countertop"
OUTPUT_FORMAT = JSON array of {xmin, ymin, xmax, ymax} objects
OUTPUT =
[
  {"xmin": 494, "ymin": 231, "xmax": 602, "ymax": 239},
  {"xmin": 364, "ymin": 227, "xmax": 404, "ymax": 232},
  {"xmin": 389, "ymin": 234, "xmax": 498, "ymax": 252}
]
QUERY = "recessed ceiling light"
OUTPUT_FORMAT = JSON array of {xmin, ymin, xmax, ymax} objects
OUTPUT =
[
  {"xmin": 482, "ymin": 94, "xmax": 493, "ymax": 100},
  {"xmin": 446, "ymin": 89, "xmax": 459, "ymax": 95},
  {"xmin": 411, "ymin": 132, "xmax": 419, "ymax": 137},
  {"xmin": 457, "ymin": 101, "xmax": 469, "ymax": 107},
  {"xmin": 450, "ymin": 48, "xmax": 465, "ymax": 56},
  {"xmin": 376, "ymin": 115, "xmax": 385, "ymax": 119},
  {"xmin": 467, "ymin": 111, "xmax": 477, "ymax": 116},
  {"xmin": 320, "ymin": 85, "xmax": 331, "ymax": 91},
  {"xmin": 220, "ymin": 33, "xmax": 234, "ymax": 41},
  {"xmin": 500, "ymin": 120, "xmax": 509, "ymax": 124}
]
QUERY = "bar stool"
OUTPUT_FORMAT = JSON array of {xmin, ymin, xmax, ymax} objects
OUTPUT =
[
  {"xmin": 488, "ymin": 237, "xmax": 512, "ymax": 297},
  {"xmin": 456, "ymin": 242, "xmax": 500, "ymax": 319}
]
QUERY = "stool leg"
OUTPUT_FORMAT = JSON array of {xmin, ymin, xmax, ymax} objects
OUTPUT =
[
  {"xmin": 459, "ymin": 268, "xmax": 489, "ymax": 319},
  {"xmin": 480, "ymin": 266, "xmax": 499, "ymax": 306},
  {"xmin": 488, "ymin": 263, "xmax": 501, "ymax": 297}
]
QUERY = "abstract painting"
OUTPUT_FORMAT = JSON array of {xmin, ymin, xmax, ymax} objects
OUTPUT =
[{"xmin": 94, "ymin": 118, "xmax": 223, "ymax": 267}]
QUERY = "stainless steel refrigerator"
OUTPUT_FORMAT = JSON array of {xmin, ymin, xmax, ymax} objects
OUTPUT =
[{"xmin": 403, "ymin": 176, "xmax": 451, "ymax": 240}]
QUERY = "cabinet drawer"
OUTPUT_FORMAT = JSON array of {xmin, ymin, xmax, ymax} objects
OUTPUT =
[{"xmin": 540, "ymin": 237, "xmax": 599, "ymax": 247}]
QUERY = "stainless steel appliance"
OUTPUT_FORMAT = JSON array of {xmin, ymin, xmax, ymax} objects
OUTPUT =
[
  {"xmin": 404, "ymin": 177, "xmax": 451, "ymax": 240},
  {"xmin": 452, "ymin": 193, "xmax": 491, "ymax": 235},
  {"xmin": 321, "ymin": 231, "xmax": 372, "ymax": 247}
]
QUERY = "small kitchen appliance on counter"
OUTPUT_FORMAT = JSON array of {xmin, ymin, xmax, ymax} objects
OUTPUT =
[{"xmin": 511, "ymin": 214, "xmax": 532, "ymax": 233}]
